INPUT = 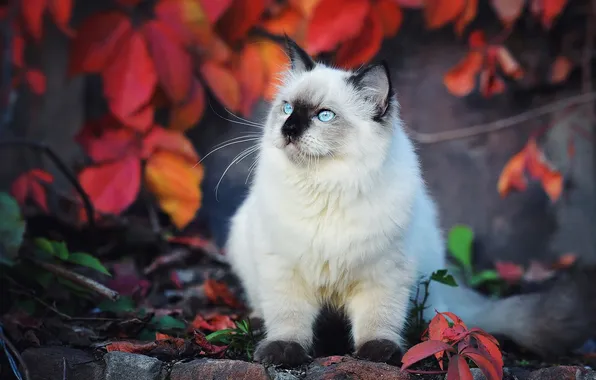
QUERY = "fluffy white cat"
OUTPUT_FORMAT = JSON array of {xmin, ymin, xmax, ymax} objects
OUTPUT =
[{"xmin": 225, "ymin": 37, "xmax": 596, "ymax": 367}]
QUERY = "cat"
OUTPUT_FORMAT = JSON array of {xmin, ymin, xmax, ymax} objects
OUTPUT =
[{"xmin": 224, "ymin": 37, "xmax": 596, "ymax": 367}]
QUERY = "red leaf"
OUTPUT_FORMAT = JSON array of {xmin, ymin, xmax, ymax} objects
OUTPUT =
[
  {"xmin": 525, "ymin": 138, "xmax": 563, "ymax": 202},
  {"xmin": 461, "ymin": 347, "xmax": 501, "ymax": 380},
  {"xmin": 401, "ymin": 340, "xmax": 455, "ymax": 370},
  {"xmin": 217, "ymin": 0, "xmax": 266, "ymax": 43},
  {"xmin": 192, "ymin": 330, "xmax": 228, "ymax": 356},
  {"xmin": 203, "ymin": 279, "xmax": 243, "ymax": 309},
  {"xmin": 200, "ymin": 62, "xmax": 240, "ymax": 112},
  {"xmin": 490, "ymin": 0, "xmax": 525, "ymax": 27},
  {"xmin": 443, "ymin": 52, "xmax": 483, "ymax": 96},
  {"xmin": 531, "ymin": 0, "xmax": 569, "ymax": 29},
  {"xmin": 200, "ymin": 0, "xmax": 233, "ymax": 23},
  {"xmin": 191, "ymin": 314, "xmax": 236, "ymax": 332},
  {"xmin": 25, "ymin": 70, "xmax": 47, "ymax": 94},
  {"xmin": 335, "ymin": 9, "xmax": 384, "ymax": 69},
  {"xmin": 446, "ymin": 355, "xmax": 474, "ymax": 380},
  {"xmin": 154, "ymin": 0, "xmax": 201, "ymax": 46},
  {"xmin": 143, "ymin": 20, "xmax": 193, "ymax": 104},
  {"xmin": 21, "ymin": 0, "xmax": 46, "ymax": 40},
  {"xmin": 261, "ymin": 6, "xmax": 305, "ymax": 38},
  {"xmin": 474, "ymin": 332, "xmax": 504, "ymax": 378},
  {"xmin": 428, "ymin": 313, "xmax": 449, "ymax": 369},
  {"xmin": 12, "ymin": 35, "xmax": 25, "ymax": 67},
  {"xmin": 168, "ymin": 79, "xmax": 206, "ymax": 131},
  {"xmin": 76, "ymin": 121, "xmax": 141, "ymax": 163},
  {"xmin": 454, "ymin": 0, "xmax": 478, "ymax": 36},
  {"xmin": 372, "ymin": 0, "xmax": 403, "ymax": 38},
  {"xmin": 439, "ymin": 311, "xmax": 468, "ymax": 330},
  {"xmin": 494, "ymin": 261, "xmax": 524, "ymax": 283},
  {"xmin": 10, "ymin": 169, "xmax": 54, "ymax": 212},
  {"xmin": 549, "ymin": 55, "xmax": 573, "ymax": 84},
  {"xmin": 78, "ymin": 156, "xmax": 141, "ymax": 215},
  {"xmin": 142, "ymin": 125, "xmax": 199, "ymax": 163},
  {"xmin": 306, "ymin": 0, "xmax": 370, "ymax": 55},
  {"xmin": 236, "ymin": 44, "xmax": 266, "ymax": 116},
  {"xmin": 102, "ymin": 31, "xmax": 157, "ymax": 130},
  {"xmin": 48, "ymin": 0, "xmax": 74, "ymax": 37},
  {"xmin": 442, "ymin": 325, "xmax": 470, "ymax": 342},
  {"xmin": 424, "ymin": 0, "xmax": 466, "ymax": 29},
  {"xmin": 69, "ymin": 12, "xmax": 132, "ymax": 75},
  {"xmin": 106, "ymin": 341, "xmax": 157, "ymax": 354}
]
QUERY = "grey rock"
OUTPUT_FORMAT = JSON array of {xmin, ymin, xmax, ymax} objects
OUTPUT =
[
  {"xmin": 104, "ymin": 352, "xmax": 164, "ymax": 380},
  {"xmin": 22, "ymin": 346, "xmax": 104, "ymax": 380}
]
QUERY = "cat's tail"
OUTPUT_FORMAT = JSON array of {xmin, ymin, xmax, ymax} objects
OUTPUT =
[{"xmin": 436, "ymin": 265, "xmax": 596, "ymax": 357}]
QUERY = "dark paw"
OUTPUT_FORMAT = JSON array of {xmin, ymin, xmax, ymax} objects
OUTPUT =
[
  {"xmin": 355, "ymin": 339, "xmax": 403, "ymax": 365},
  {"xmin": 253, "ymin": 340, "xmax": 311, "ymax": 367},
  {"xmin": 248, "ymin": 317, "xmax": 265, "ymax": 336}
]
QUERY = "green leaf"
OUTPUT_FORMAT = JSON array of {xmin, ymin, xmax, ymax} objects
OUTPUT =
[
  {"xmin": 0, "ymin": 192, "xmax": 26, "ymax": 264},
  {"xmin": 152, "ymin": 315, "xmax": 185, "ymax": 331},
  {"xmin": 67, "ymin": 252, "xmax": 111, "ymax": 276},
  {"xmin": 236, "ymin": 320, "xmax": 250, "ymax": 334},
  {"xmin": 52, "ymin": 241, "xmax": 69, "ymax": 260},
  {"xmin": 36, "ymin": 272, "xmax": 55, "ymax": 288},
  {"xmin": 447, "ymin": 225, "xmax": 474, "ymax": 271},
  {"xmin": 206, "ymin": 329, "xmax": 235, "ymax": 344},
  {"xmin": 430, "ymin": 269, "xmax": 458, "ymax": 287},
  {"xmin": 34, "ymin": 237, "xmax": 54, "ymax": 253},
  {"xmin": 34, "ymin": 238, "xmax": 69, "ymax": 260},
  {"xmin": 468, "ymin": 270, "xmax": 501, "ymax": 287},
  {"xmin": 97, "ymin": 297, "xmax": 136, "ymax": 313}
]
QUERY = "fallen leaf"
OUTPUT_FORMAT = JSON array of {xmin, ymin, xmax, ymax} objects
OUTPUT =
[
  {"xmin": 191, "ymin": 314, "xmax": 236, "ymax": 332},
  {"xmin": 443, "ymin": 52, "xmax": 483, "ymax": 96},
  {"xmin": 424, "ymin": 0, "xmax": 466, "ymax": 29},
  {"xmin": 142, "ymin": 126, "xmax": 200, "ymax": 163},
  {"xmin": 78, "ymin": 156, "xmax": 141, "ymax": 215},
  {"xmin": 102, "ymin": 30, "xmax": 157, "ymax": 131},
  {"xmin": 143, "ymin": 20, "xmax": 193, "ymax": 104},
  {"xmin": 192, "ymin": 330, "xmax": 228, "ymax": 356},
  {"xmin": 306, "ymin": 0, "xmax": 370, "ymax": 55},
  {"xmin": 200, "ymin": 61, "xmax": 240, "ymax": 112},
  {"xmin": 335, "ymin": 9, "xmax": 384, "ymax": 69},
  {"xmin": 144, "ymin": 150, "xmax": 203, "ymax": 229},
  {"xmin": 25, "ymin": 69, "xmax": 47, "ymax": 94},
  {"xmin": 203, "ymin": 278, "xmax": 243, "ymax": 309},
  {"xmin": 168, "ymin": 80, "xmax": 206, "ymax": 131},
  {"xmin": 490, "ymin": 0, "xmax": 525, "ymax": 27},
  {"xmin": 10, "ymin": 169, "xmax": 54, "ymax": 212},
  {"xmin": 550, "ymin": 55, "xmax": 573, "ymax": 84},
  {"xmin": 494, "ymin": 261, "xmax": 524, "ymax": 283}
]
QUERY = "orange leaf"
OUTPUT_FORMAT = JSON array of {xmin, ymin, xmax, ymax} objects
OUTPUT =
[
  {"xmin": 257, "ymin": 40, "xmax": 290, "ymax": 101},
  {"xmin": 289, "ymin": 0, "xmax": 321, "ymax": 17},
  {"xmin": 497, "ymin": 148, "xmax": 527, "ymax": 197},
  {"xmin": 237, "ymin": 44, "xmax": 266, "ymax": 116},
  {"xmin": 261, "ymin": 6, "xmax": 305, "ymax": 38},
  {"xmin": 424, "ymin": 0, "xmax": 466, "ymax": 29},
  {"xmin": 217, "ymin": 0, "xmax": 266, "ymax": 43},
  {"xmin": 552, "ymin": 252, "xmax": 577, "ymax": 269},
  {"xmin": 495, "ymin": 46, "xmax": 524, "ymax": 79},
  {"xmin": 203, "ymin": 278, "xmax": 243, "ymax": 308},
  {"xmin": 144, "ymin": 150, "xmax": 203, "ymax": 229},
  {"xmin": 25, "ymin": 69, "xmax": 46, "ymax": 94},
  {"xmin": 69, "ymin": 11, "xmax": 132, "ymax": 75},
  {"xmin": 102, "ymin": 31, "xmax": 157, "ymax": 130},
  {"xmin": 48, "ymin": 0, "xmax": 74, "ymax": 37},
  {"xmin": 79, "ymin": 156, "xmax": 141, "ymax": 215},
  {"xmin": 306, "ymin": 0, "xmax": 370, "ymax": 55},
  {"xmin": 454, "ymin": 0, "xmax": 478, "ymax": 36},
  {"xmin": 169, "ymin": 80, "xmax": 205, "ymax": 131},
  {"xmin": 11, "ymin": 169, "xmax": 54, "ymax": 212},
  {"xmin": 21, "ymin": 0, "xmax": 46, "ymax": 40},
  {"xmin": 191, "ymin": 314, "xmax": 236, "ymax": 332},
  {"xmin": 490, "ymin": 0, "xmax": 525, "ymax": 27},
  {"xmin": 524, "ymin": 138, "xmax": 563, "ymax": 201},
  {"xmin": 200, "ymin": 61, "xmax": 240, "ymax": 112},
  {"xmin": 549, "ymin": 55, "xmax": 573, "ymax": 84},
  {"xmin": 540, "ymin": 169, "xmax": 563, "ymax": 202},
  {"xmin": 142, "ymin": 126, "xmax": 200, "ymax": 163},
  {"xmin": 143, "ymin": 20, "xmax": 193, "ymax": 104},
  {"xmin": 200, "ymin": 0, "xmax": 233, "ymax": 24},
  {"xmin": 443, "ymin": 52, "xmax": 483, "ymax": 96},
  {"xmin": 335, "ymin": 10, "xmax": 384, "ymax": 69},
  {"xmin": 372, "ymin": 0, "xmax": 403, "ymax": 38}
]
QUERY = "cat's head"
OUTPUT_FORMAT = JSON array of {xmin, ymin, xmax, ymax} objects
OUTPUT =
[{"xmin": 263, "ymin": 37, "xmax": 399, "ymax": 167}]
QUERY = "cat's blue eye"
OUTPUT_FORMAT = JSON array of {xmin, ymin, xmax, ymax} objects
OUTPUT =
[
  {"xmin": 282, "ymin": 102, "xmax": 293, "ymax": 115},
  {"xmin": 317, "ymin": 110, "xmax": 335, "ymax": 122}
]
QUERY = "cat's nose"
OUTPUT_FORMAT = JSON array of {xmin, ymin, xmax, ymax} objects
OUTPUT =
[{"xmin": 281, "ymin": 123, "xmax": 301, "ymax": 141}]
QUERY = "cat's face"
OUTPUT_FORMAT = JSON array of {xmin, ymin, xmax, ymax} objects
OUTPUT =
[{"xmin": 263, "ymin": 38, "xmax": 398, "ymax": 166}]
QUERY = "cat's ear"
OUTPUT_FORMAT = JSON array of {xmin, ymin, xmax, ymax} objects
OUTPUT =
[
  {"xmin": 284, "ymin": 35, "xmax": 315, "ymax": 74},
  {"xmin": 349, "ymin": 61, "xmax": 393, "ymax": 118}
]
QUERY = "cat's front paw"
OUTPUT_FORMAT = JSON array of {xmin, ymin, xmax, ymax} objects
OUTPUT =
[
  {"xmin": 354, "ymin": 339, "xmax": 403, "ymax": 365},
  {"xmin": 254, "ymin": 340, "xmax": 311, "ymax": 367}
]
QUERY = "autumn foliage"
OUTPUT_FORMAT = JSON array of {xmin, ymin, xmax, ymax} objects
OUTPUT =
[
  {"xmin": 402, "ymin": 311, "xmax": 504, "ymax": 380},
  {"xmin": 4, "ymin": 0, "xmax": 573, "ymax": 228}
]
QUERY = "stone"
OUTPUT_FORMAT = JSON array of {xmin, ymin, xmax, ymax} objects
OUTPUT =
[
  {"xmin": 104, "ymin": 351, "xmax": 165, "ymax": 380},
  {"xmin": 22, "ymin": 346, "xmax": 104, "ymax": 380},
  {"xmin": 305, "ymin": 356, "xmax": 411, "ymax": 380},
  {"xmin": 528, "ymin": 366, "xmax": 596, "ymax": 380},
  {"xmin": 170, "ymin": 358, "xmax": 269, "ymax": 380}
]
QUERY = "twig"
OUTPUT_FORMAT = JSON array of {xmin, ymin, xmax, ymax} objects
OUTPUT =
[
  {"xmin": 8, "ymin": 288, "xmax": 72, "ymax": 320},
  {"xmin": 405, "ymin": 92, "xmax": 596, "ymax": 144},
  {"xmin": 0, "ymin": 325, "xmax": 30, "ymax": 380},
  {"xmin": 0, "ymin": 139, "xmax": 96, "ymax": 231},
  {"xmin": 29, "ymin": 259, "xmax": 119, "ymax": 301}
]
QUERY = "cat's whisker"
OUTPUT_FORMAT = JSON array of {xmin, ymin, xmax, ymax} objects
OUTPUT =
[
  {"xmin": 210, "ymin": 133, "xmax": 262, "ymax": 150},
  {"xmin": 208, "ymin": 101, "xmax": 264, "ymax": 129},
  {"xmin": 198, "ymin": 137, "xmax": 261, "ymax": 164},
  {"xmin": 222, "ymin": 107, "xmax": 265, "ymax": 128},
  {"xmin": 215, "ymin": 145, "xmax": 259, "ymax": 201}
]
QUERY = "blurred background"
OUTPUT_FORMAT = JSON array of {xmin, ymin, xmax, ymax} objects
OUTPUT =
[{"xmin": 0, "ymin": 0, "xmax": 595, "ymax": 372}]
